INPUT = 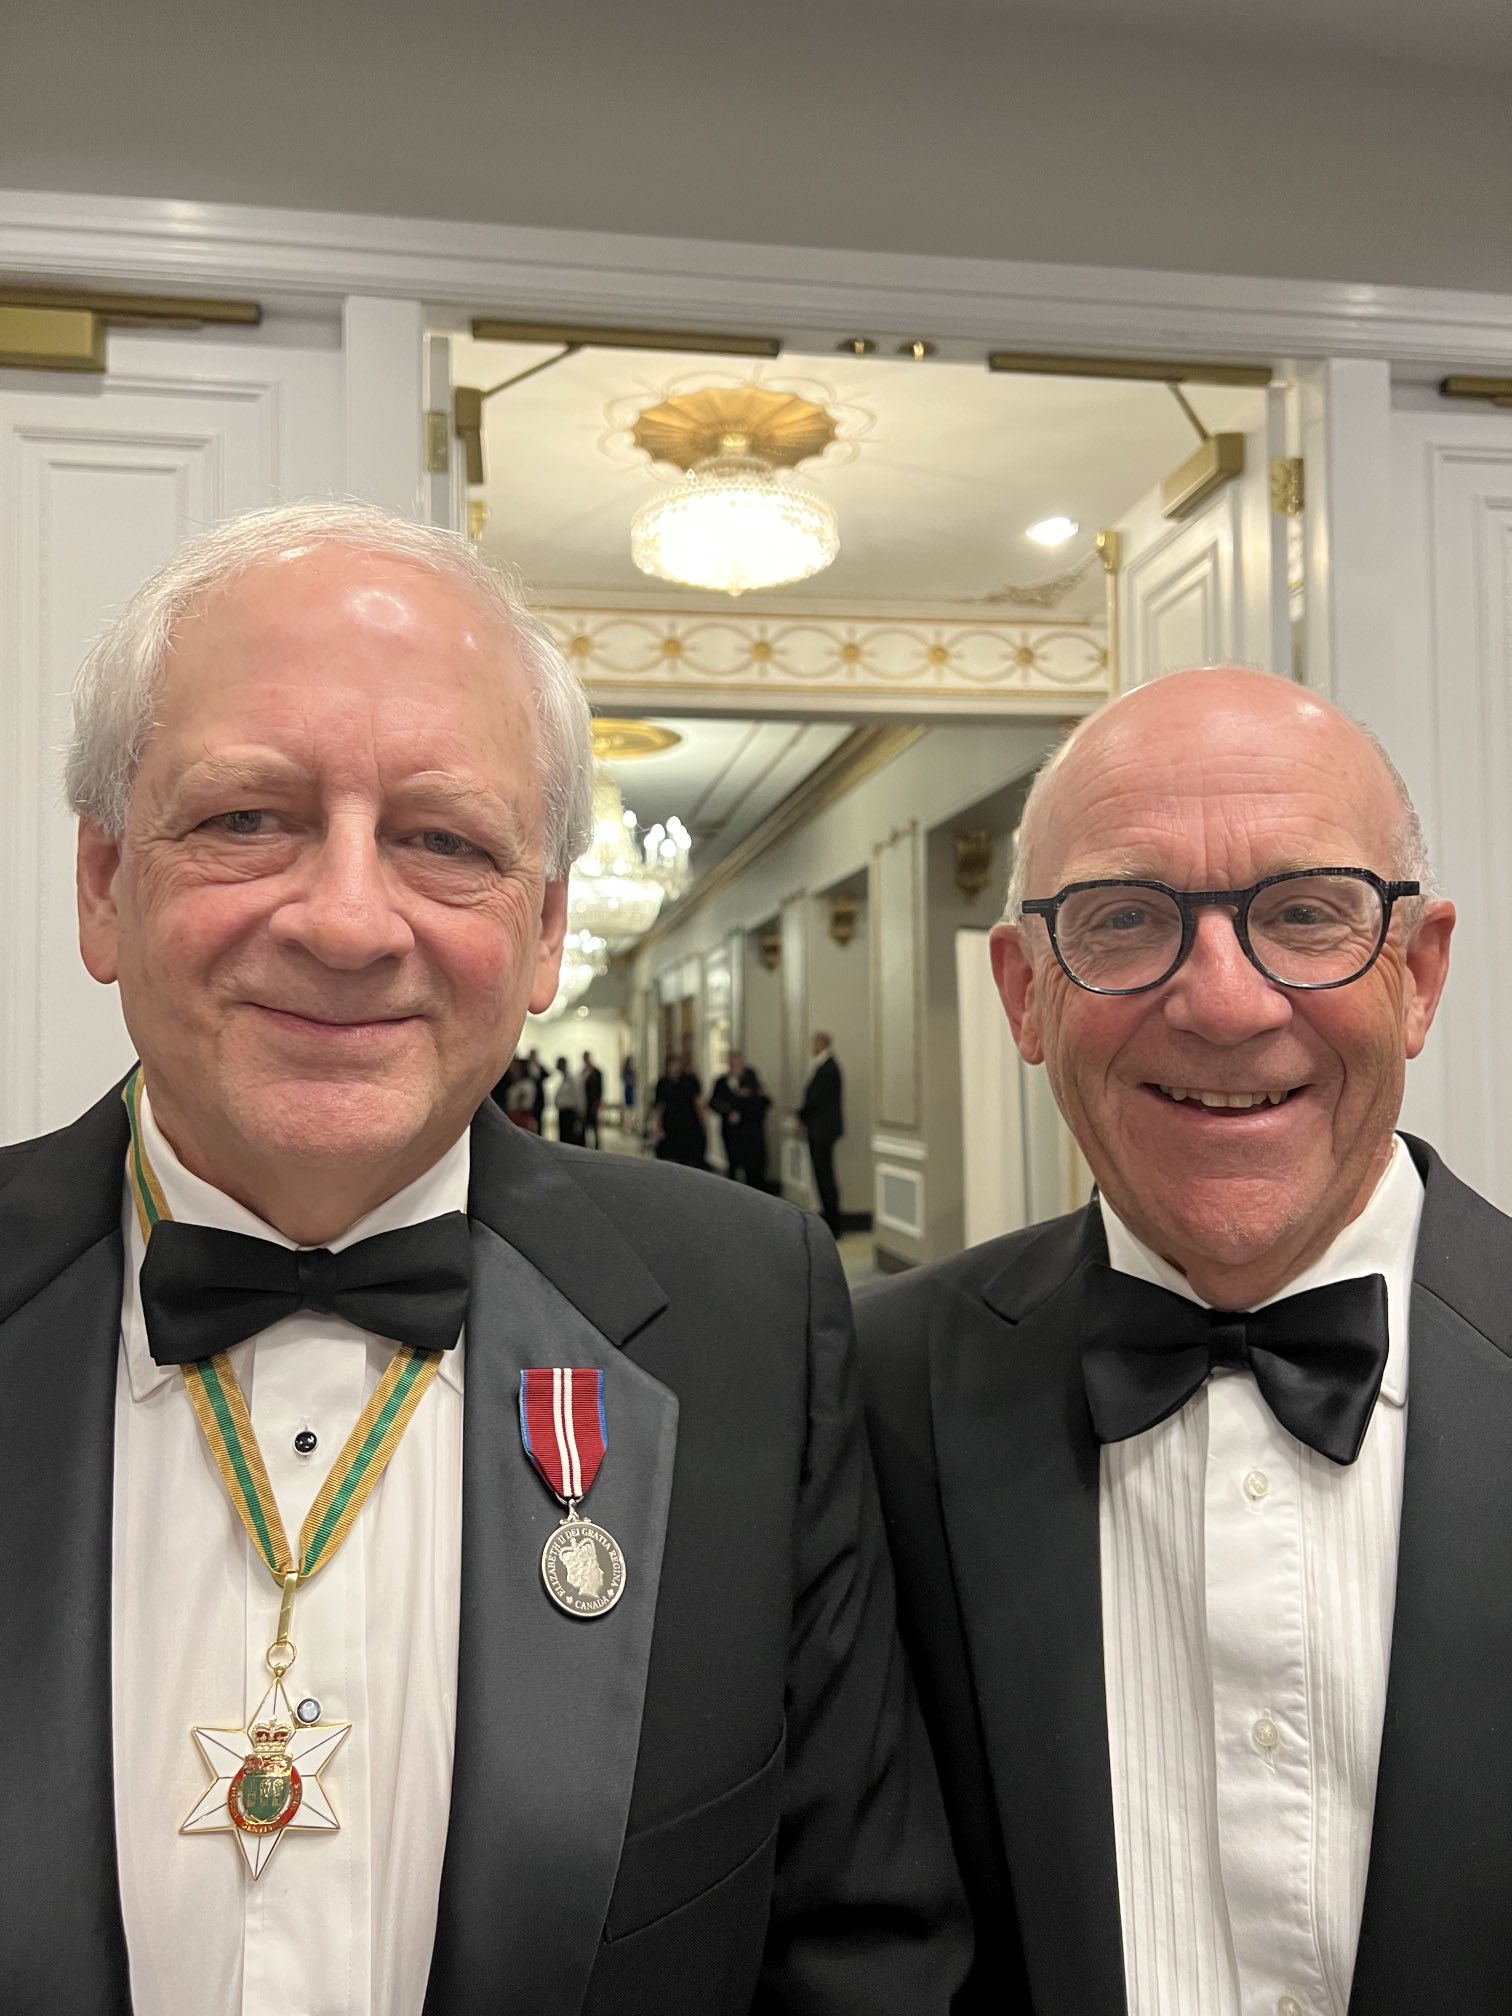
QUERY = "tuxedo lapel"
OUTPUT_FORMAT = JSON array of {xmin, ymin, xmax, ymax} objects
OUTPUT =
[
  {"xmin": 1351, "ymin": 1146, "xmax": 1512, "ymax": 2011},
  {"xmin": 426, "ymin": 1111, "xmax": 677, "ymax": 2016},
  {"xmin": 0, "ymin": 1087, "xmax": 131, "ymax": 2010},
  {"xmin": 933, "ymin": 1209, "xmax": 1126, "ymax": 2016}
]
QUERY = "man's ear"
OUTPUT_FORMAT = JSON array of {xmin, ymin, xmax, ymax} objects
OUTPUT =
[
  {"xmin": 990, "ymin": 922, "xmax": 1045, "ymax": 1064},
  {"xmin": 1402, "ymin": 899, "xmax": 1455, "ymax": 1059},
  {"xmin": 528, "ymin": 877, "xmax": 570, "ymax": 1015},
  {"xmin": 77, "ymin": 821, "xmax": 123, "ymax": 984}
]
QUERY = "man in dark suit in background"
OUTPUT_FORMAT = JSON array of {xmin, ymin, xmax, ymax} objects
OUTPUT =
[
  {"xmin": 0, "ymin": 503, "xmax": 968, "ymax": 2016},
  {"xmin": 581, "ymin": 1050, "xmax": 604, "ymax": 1148},
  {"xmin": 710, "ymin": 1047, "xmax": 770, "ymax": 1188},
  {"xmin": 857, "ymin": 667, "xmax": 1512, "ymax": 2016},
  {"xmin": 797, "ymin": 1031, "xmax": 844, "ymax": 1237}
]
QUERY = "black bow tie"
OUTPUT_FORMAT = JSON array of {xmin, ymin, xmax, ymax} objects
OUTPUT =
[
  {"xmin": 1080, "ymin": 1263, "xmax": 1390, "ymax": 1466},
  {"xmin": 140, "ymin": 1213, "xmax": 473, "ymax": 1365}
]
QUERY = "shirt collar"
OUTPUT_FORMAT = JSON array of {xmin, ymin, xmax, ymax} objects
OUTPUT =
[
  {"xmin": 122, "ymin": 1084, "xmax": 471, "ymax": 1400},
  {"xmin": 1099, "ymin": 1133, "xmax": 1423, "ymax": 1409}
]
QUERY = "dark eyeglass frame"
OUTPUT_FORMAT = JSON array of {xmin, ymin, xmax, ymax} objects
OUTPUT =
[{"xmin": 1020, "ymin": 866, "xmax": 1420, "ymax": 997}]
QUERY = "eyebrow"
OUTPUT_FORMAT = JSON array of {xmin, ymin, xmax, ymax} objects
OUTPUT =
[
  {"xmin": 165, "ymin": 754, "xmax": 310, "ymax": 805},
  {"xmin": 165, "ymin": 759, "xmax": 531, "ymax": 846}
]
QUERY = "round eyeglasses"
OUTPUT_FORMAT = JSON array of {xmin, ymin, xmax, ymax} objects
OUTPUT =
[{"xmin": 1019, "ymin": 868, "xmax": 1420, "ymax": 996}]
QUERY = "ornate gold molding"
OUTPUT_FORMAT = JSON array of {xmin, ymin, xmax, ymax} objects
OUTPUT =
[{"xmin": 543, "ymin": 607, "xmax": 1109, "ymax": 707}]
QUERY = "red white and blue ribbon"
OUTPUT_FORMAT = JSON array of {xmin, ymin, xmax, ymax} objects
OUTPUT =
[{"xmin": 519, "ymin": 1367, "xmax": 608, "ymax": 1506}]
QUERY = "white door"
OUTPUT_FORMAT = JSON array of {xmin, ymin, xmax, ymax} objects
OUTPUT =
[
  {"xmin": 0, "ymin": 325, "xmax": 342, "ymax": 1144},
  {"xmin": 1112, "ymin": 388, "xmax": 1291, "ymax": 688},
  {"xmin": 1390, "ymin": 400, "xmax": 1512, "ymax": 1212}
]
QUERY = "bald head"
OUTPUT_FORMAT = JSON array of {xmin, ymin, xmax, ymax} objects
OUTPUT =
[
  {"xmin": 989, "ymin": 662, "xmax": 1455, "ymax": 1307},
  {"xmin": 1007, "ymin": 668, "xmax": 1428, "ymax": 922}
]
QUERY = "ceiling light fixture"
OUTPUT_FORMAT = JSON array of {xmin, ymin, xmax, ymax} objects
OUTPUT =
[
  {"xmin": 1026, "ymin": 516, "xmax": 1079, "ymax": 546},
  {"xmin": 567, "ymin": 774, "xmax": 692, "ymax": 949},
  {"xmin": 535, "ymin": 928, "xmax": 611, "ymax": 1022},
  {"xmin": 629, "ymin": 386, "xmax": 841, "ymax": 597}
]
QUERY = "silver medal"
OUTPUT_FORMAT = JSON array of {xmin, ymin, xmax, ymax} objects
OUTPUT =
[{"xmin": 541, "ymin": 1517, "xmax": 627, "ymax": 1618}]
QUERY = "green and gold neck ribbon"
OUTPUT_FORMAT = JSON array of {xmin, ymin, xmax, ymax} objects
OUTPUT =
[{"xmin": 123, "ymin": 1068, "xmax": 445, "ymax": 1592}]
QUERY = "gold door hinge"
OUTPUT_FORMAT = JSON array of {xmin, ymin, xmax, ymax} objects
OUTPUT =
[{"xmin": 1270, "ymin": 455, "xmax": 1305, "ymax": 517}]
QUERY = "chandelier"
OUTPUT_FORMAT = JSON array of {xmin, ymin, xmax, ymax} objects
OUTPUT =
[
  {"xmin": 567, "ymin": 772, "xmax": 691, "ymax": 948},
  {"xmin": 632, "ymin": 448, "xmax": 838, "ymax": 596},
  {"xmin": 535, "ymin": 928, "xmax": 609, "ymax": 1023},
  {"xmin": 629, "ymin": 386, "xmax": 842, "ymax": 597}
]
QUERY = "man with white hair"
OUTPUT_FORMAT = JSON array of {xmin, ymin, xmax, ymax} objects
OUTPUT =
[
  {"xmin": 0, "ymin": 504, "xmax": 967, "ymax": 2014},
  {"xmin": 859, "ymin": 667, "xmax": 1512, "ymax": 2014}
]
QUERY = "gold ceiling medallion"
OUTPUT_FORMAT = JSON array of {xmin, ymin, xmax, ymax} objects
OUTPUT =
[
  {"xmin": 590, "ymin": 719, "xmax": 683, "ymax": 762},
  {"xmin": 630, "ymin": 387, "xmax": 839, "ymax": 472},
  {"xmin": 629, "ymin": 387, "xmax": 842, "ymax": 596}
]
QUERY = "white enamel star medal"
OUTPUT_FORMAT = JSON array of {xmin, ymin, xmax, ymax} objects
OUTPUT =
[{"xmin": 183, "ymin": 1671, "xmax": 351, "ymax": 1879}]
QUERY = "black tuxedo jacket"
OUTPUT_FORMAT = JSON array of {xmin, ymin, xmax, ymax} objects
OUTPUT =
[
  {"xmin": 798, "ymin": 1058, "xmax": 844, "ymax": 1147},
  {"xmin": 857, "ymin": 1136, "xmax": 1512, "ymax": 2015},
  {"xmin": 0, "ymin": 1087, "xmax": 967, "ymax": 2014}
]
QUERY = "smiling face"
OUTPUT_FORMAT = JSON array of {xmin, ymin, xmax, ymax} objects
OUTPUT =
[
  {"xmin": 76, "ymin": 545, "xmax": 568, "ymax": 1236},
  {"xmin": 991, "ymin": 670, "xmax": 1455, "ymax": 1305}
]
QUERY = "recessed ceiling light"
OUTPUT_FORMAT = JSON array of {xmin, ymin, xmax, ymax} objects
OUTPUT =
[{"xmin": 1026, "ymin": 516, "xmax": 1079, "ymax": 546}]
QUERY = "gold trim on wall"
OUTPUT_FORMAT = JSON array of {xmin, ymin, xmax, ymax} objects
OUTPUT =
[{"xmin": 543, "ymin": 607, "xmax": 1110, "ymax": 707}]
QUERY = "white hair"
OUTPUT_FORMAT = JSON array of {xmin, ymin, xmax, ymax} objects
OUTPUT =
[
  {"xmin": 64, "ymin": 500, "xmax": 594, "ymax": 879},
  {"xmin": 1002, "ymin": 687, "xmax": 1434, "ymax": 926}
]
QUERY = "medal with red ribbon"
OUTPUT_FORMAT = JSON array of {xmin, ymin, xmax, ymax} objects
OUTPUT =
[{"xmin": 520, "ymin": 1368, "xmax": 627, "ymax": 1617}]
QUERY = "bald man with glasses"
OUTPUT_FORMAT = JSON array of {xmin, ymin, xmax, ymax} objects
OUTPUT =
[{"xmin": 858, "ymin": 667, "xmax": 1512, "ymax": 2016}]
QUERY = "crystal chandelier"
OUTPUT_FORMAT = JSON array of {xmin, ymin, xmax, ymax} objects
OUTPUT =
[
  {"xmin": 535, "ymin": 928, "xmax": 609, "ymax": 1023},
  {"xmin": 632, "ymin": 444, "xmax": 839, "ymax": 597},
  {"xmin": 567, "ymin": 773, "xmax": 692, "ymax": 949}
]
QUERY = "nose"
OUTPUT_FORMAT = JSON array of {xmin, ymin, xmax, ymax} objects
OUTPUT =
[
  {"xmin": 268, "ymin": 816, "xmax": 415, "ymax": 969},
  {"xmin": 1161, "ymin": 908, "xmax": 1292, "ymax": 1044}
]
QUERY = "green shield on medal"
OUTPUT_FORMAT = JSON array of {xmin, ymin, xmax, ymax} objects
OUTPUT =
[{"xmin": 227, "ymin": 1717, "xmax": 304, "ymax": 1834}]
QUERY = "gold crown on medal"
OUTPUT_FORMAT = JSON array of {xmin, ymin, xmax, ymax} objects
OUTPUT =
[{"xmin": 249, "ymin": 1719, "xmax": 295, "ymax": 1756}]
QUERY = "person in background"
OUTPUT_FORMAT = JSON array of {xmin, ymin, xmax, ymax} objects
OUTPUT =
[
  {"xmin": 797, "ymin": 1032, "xmax": 844, "ymax": 1237},
  {"xmin": 581, "ymin": 1050, "xmax": 604, "ymax": 1149},
  {"xmin": 526, "ymin": 1046, "xmax": 547, "ymax": 1131},
  {"xmin": 651, "ymin": 1054, "xmax": 708, "ymax": 1169},
  {"xmin": 553, "ymin": 1052, "xmax": 583, "ymax": 1146},
  {"xmin": 710, "ymin": 1048, "xmax": 771, "ymax": 1189},
  {"xmin": 622, "ymin": 1053, "xmax": 637, "ymax": 1126},
  {"xmin": 855, "ymin": 666, "xmax": 1512, "ymax": 2016},
  {"xmin": 502, "ymin": 1058, "xmax": 539, "ymax": 1132}
]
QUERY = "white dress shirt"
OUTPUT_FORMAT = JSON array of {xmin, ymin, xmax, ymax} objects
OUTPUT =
[
  {"xmin": 1099, "ymin": 1137, "xmax": 1424, "ymax": 2016},
  {"xmin": 113, "ymin": 1087, "xmax": 467, "ymax": 2016}
]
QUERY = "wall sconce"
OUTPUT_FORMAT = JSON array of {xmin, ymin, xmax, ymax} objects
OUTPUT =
[
  {"xmin": 830, "ymin": 896, "xmax": 859, "ymax": 947},
  {"xmin": 953, "ymin": 829, "xmax": 994, "ymax": 903},
  {"xmin": 758, "ymin": 930, "xmax": 782, "ymax": 972}
]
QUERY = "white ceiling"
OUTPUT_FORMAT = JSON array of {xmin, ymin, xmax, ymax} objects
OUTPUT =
[
  {"xmin": 842, "ymin": 0, "xmax": 1512, "ymax": 69},
  {"xmin": 458, "ymin": 334, "xmax": 1264, "ymax": 619},
  {"xmin": 4, "ymin": 0, "xmax": 1508, "ymax": 293},
  {"xmin": 601, "ymin": 717, "xmax": 852, "ymax": 880}
]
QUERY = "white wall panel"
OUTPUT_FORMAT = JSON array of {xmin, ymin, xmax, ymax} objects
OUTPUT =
[{"xmin": 1390, "ymin": 406, "xmax": 1512, "ymax": 1210}]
